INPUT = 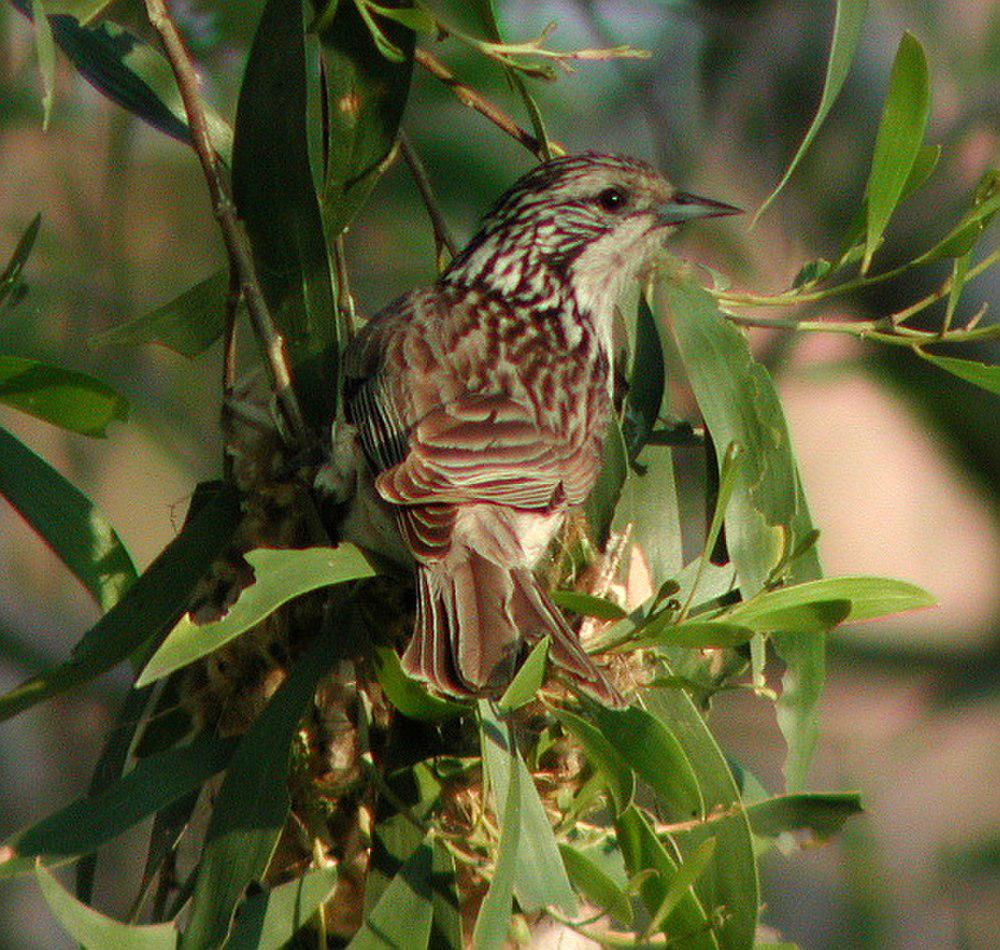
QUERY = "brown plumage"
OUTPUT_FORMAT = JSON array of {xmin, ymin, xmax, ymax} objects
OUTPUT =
[{"xmin": 338, "ymin": 153, "xmax": 738, "ymax": 706}]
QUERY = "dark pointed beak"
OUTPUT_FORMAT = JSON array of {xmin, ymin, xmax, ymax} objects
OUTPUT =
[{"xmin": 658, "ymin": 192, "xmax": 742, "ymax": 225}]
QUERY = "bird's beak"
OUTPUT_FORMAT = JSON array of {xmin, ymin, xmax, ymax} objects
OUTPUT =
[{"xmin": 657, "ymin": 192, "xmax": 742, "ymax": 225}]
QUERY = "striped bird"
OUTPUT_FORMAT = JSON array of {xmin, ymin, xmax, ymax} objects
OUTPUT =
[{"xmin": 335, "ymin": 152, "xmax": 738, "ymax": 707}]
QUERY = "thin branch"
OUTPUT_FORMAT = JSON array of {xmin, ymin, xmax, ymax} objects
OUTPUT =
[
  {"xmin": 221, "ymin": 268, "xmax": 241, "ymax": 480},
  {"xmin": 143, "ymin": 0, "xmax": 310, "ymax": 447},
  {"xmin": 415, "ymin": 47, "xmax": 551, "ymax": 159},
  {"xmin": 333, "ymin": 234, "xmax": 357, "ymax": 342},
  {"xmin": 399, "ymin": 131, "xmax": 458, "ymax": 267}
]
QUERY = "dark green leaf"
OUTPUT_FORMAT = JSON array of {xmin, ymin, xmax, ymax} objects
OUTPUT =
[
  {"xmin": 497, "ymin": 637, "xmax": 549, "ymax": 712},
  {"xmin": 555, "ymin": 707, "xmax": 635, "ymax": 817},
  {"xmin": 863, "ymin": 33, "xmax": 931, "ymax": 272},
  {"xmin": 0, "ymin": 480, "xmax": 240, "ymax": 723},
  {"xmin": 180, "ymin": 634, "xmax": 338, "ymax": 949},
  {"xmin": 638, "ymin": 620, "xmax": 756, "ymax": 650},
  {"xmin": 588, "ymin": 704, "xmax": 703, "ymax": 821},
  {"xmin": 233, "ymin": 0, "xmax": 338, "ymax": 428},
  {"xmin": 230, "ymin": 865, "xmax": 340, "ymax": 950},
  {"xmin": 316, "ymin": 0, "xmax": 415, "ymax": 237},
  {"xmin": 479, "ymin": 702, "xmax": 577, "ymax": 915},
  {"xmin": 0, "ymin": 213, "xmax": 41, "ymax": 306},
  {"xmin": 615, "ymin": 807, "xmax": 718, "ymax": 949},
  {"xmin": 349, "ymin": 839, "xmax": 434, "ymax": 949},
  {"xmin": 585, "ymin": 416, "xmax": 628, "ymax": 549},
  {"xmin": 0, "ymin": 356, "xmax": 127, "ymax": 436},
  {"xmin": 625, "ymin": 296, "xmax": 666, "ymax": 458},
  {"xmin": 138, "ymin": 545, "xmax": 375, "ymax": 686},
  {"xmin": 0, "ymin": 425, "xmax": 135, "ymax": 611},
  {"xmin": 746, "ymin": 792, "xmax": 863, "ymax": 842},
  {"xmin": 1, "ymin": 733, "xmax": 234, "ymax": 877},
  {"xmin": 755, "ymin": 0, "xmax": 869, "ymax": 219},
  {"xmin": 550, "ymin": 590, "xmax": 628, "ymax": 621},
  {"xmin": 373, "ymin": 645, "xmax": 467, "ymax": 721},
  {"xmin": 30, "ymin": 0, "xmax": 57, "ymax": 126},
  {"xmin": 559, "ymin": 843, "xmax": 633, "ymax": 926},
  {"xmin": 36, "ymin": 865, "xmax": 178, "ymax": 949},
  {"xmin": 92, "ymin": 269, "xmax": 229, "ymax": 357},
  {"xmin": 645, "ymin": 837, "xmax": 716, "ymax": 937},
  {"xmin": 917, "ymin": 353, "xmax": 1000, "ymax": 395},
  {"xmin": 791, "ymin": 258, "xmax": 832, "ymax": 288},
  {"xmin": 429, "ymin": 841, "xmax": 463, "ymax": 949},
  {"xmin": 917, "ymin": 171, "xmax": 1000, "ymax": 263}
]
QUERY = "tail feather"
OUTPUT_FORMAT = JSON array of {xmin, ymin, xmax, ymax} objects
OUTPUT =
[{"xmin": 401, "ymin": 549, "xmax": 625, "ymax": 707}]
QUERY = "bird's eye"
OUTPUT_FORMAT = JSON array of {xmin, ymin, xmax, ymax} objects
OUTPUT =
[{"xmin": 596, "ymin": 187, "xmax": 627, "ymax": 212}]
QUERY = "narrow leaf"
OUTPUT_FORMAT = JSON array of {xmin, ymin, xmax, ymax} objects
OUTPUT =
[
  {"xmin": 863, "ymin": 33, "xmax": 931, "ymax": 272},
  {"xmin": 637, "ymin": 619, "xmax": 756, "ymax": 650},
  {"xmin": 0, "ymin": 356, "xmax": 127, "ymax": 436},
  {"xmin": 0, "ymin": 425, "xmax": 135, "ymax": 611},
  {"xmin": 746, "ymin": 792, "xmax": 863, "ymax": 842},
  {"xmin": 138, "ymin": 545, "xmax": 375, "ymax": 687},
  {"xmin": 551, "ymin": 590, "xmax": 628, "ymax": 621},
  {"xmin": 555, "ymin": 707, "xmax": 635, "ymax": 817},
  {"xmin": 0, "ymin": 481, "xmax": 240, "ymax": 723},
  {"xmin": 373, "ymin": 645, "xmax": 466, "ymax": 721},
  {"xmin": 559, "ymin": 844, "xmax": 633, "ymax": 926},
  {"xmin": 0, "ymin": 213, "xmax": 41, "ymax": 306},
  {"xmin": 756, "ymin": 0, "xmax": 869, "ymax": 219},
  {"xmin": 918, "ymin": 353, "xmax": 1000, "ymax": 395},
  {"xmin": 645, "ymin": 837, "xmax": 716, "ymax": 937},
  {"xmin": 92, "ymin": 269, "xmax": 228, "ymax": 357},
  {"xmin": 585, "ymin": 416, "xmax": 628, "ymax": 549},
  {"xmin": 497, "ymin": 637, "xmax": 549, "ymax": 712},
  {"xmin": 36, "ymin": 865, "xmax": 178, "ymax": 950},
  {"xmin": 30, "ymin": 0, "xmax": 57, "ymax": 127}
]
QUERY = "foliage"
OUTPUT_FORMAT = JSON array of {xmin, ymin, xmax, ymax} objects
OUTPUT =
[{"xmin": 0, "ymin": 0, "xmax": 995, "ymax": 947}]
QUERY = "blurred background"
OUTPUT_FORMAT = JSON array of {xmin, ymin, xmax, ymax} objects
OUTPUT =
[{"xmin": 0, "ymin": 1, "xmax": 996, "ymax": 946}]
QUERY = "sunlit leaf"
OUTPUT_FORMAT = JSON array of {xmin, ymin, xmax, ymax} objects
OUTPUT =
[
  {"xmin": 138, "ymin": 545, "xmax": 375, "ymax": 687},
  {"xmin": 637, "ymin": 619, "xmax": 756, "ymax": 649},
  {"xmin": 92, "ymin": 269, "xmax": 228, "ymax": 357},
  {"xmin": 230, "ymin": 865, "xmax": 340, "ymax": 950},
  {"xmin": 550, "ymin": 590, "xmax": 627, "ymax": 621},
  {"xmin": 0, "ymin": 356, "xmax": 127, "ymax": 436},
  {"xmin": 498, "ymin": 637, "xmax": 549, "ymax": 712},
  {"xmin": 863, "ymin": 33, "xmax": 930, "ymax": 272},
  {"xmin": 917, "ymin": 353, "xmax": 1000, "ymax": 395},
  {"xmin": 180, "ymin": 635, "xmax": 338, "ymax": 949},
  {"xmin": 373, "ymin": 644, "xmax": 467, "ymax": 720},
  {"xmin": 0, "ymin": 425, "xmax": 135, "ymax": 611},
  {"xmin": 0, "ymin": 481, "xmax": 240, "ymax": 723},
  {"xmin": 233, "ymin": 0, "xmax": 338, "ymax": 427},
  {"xmin": 480, "ymin": 702, "xmax": 577, "ymax": 915},
  {"xmin": 36, "ymin": 865, "xmax": 179, "ymax": 949},
  {"xmin": 755, "ymin": 0, "xmax": 869, "ymax": 219}
]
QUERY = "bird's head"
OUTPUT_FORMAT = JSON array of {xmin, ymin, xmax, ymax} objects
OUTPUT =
[{"xmin": 444, "ymin": 152, "xmax": 739, "ymax": 317}]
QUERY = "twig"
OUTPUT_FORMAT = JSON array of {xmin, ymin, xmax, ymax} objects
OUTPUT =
[
  {"xmin": 399, "ymin": 131, "xmax": 458, "ymax": 266},
  {"xmin": 143, "ymin": 0, "xmax": 310, "ymax": 448},
  {"xmin": 333, "ymin": 235, "xmax": 357, "ymax": 343},
  {"xmin": 415, "ymin": 47, "xmax": 550, "ymax": 159},
  {"xmin": 221, "ymin": 269, "xmax": 241, "ymax": 480}
]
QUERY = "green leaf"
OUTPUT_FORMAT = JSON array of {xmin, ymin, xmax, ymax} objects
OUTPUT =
[
  {"xmin": 625, "ymin": 296, "xmax": 666, "ymax": 458},
  {"xmin": 0, "ymin": 213, "xmax": 41, "ymax": 307},
  {"xmin": 473, "ymin": 721, "xmax": 519, "ymax": 950},
  {"xmin": 180, "ymin": 633, "xmax": 338, "ymax": 949},
  {"xmin": 727, "ymin": 576, "xmax": 935, "ymax": 629},
  {"xmin": 1, "ymin": 733, "xmax": 234, "ymax": 878},
  {"xmin": 373, "ymin": 645, "xmax": 467, "ymax": 721},
  {"xmin": 316, "ymin": 0, "xmax": 414, "ymax": 237},
  {"xmin": 615, "ymin": 807, "xmax": 718, "ymax": 949},
  {"xmin": 92, "ymin": 269, "xmax": 228, "ymax": 357},
  {"xmin": 0, "ymin": 480, "xmax": 240, "ymax": 723},
  {"xmin": 554, "ymin": 707, "xmax": 635, "ymax": 817},
  {"xmin": 638, "ymin": 619, "xmax": 756, "ymax": 650},
  {"xmin": 36, "ymin": 865, "xmax": 178, "ymax": 949},
  {"xmin": 645, "ymin": 837, "xmax": 716, "ymax": 937},
  {"xmin": 862, "ymin": 33, "xmax": 931, "ymax": 272},
  {"xmin": 0, "ymin": 356, "xmax": 127, "ymax": 436},
  {"xmin": 230, "ymin": 865, "xmax": 340, "ymax": 950},
  {"xmin": 919, "ymin": 172, "xmax": 1000, "ymax": 262},
  {"xmin": 497, "ymin": 637, "xmax": 549, "ymax": 712},
  {"xmin": 479, "ymin": 702, "xmax": 577, "ymax": 916},
  {"xmin": 645, "ymin": 671, "xmax": 759, "ymax": 948},
  {"xmin": 349, "ymin": 839, "xmax": 434, "ymax": 949},
  {"xmin": 559, "ymin": 844, "xmax": 633, "ymax": 926},
  {"xmin": 233, "ymin": 0, "xmax": 338, "ymax": 428},
  {"xmin": 588, "ymin": 704, "xmax": 703, "ymax": 821},
  {"xmin": 917, "ymin": 353, "xmax": 1000, "ymax": 395},
  {"xmin": 755, "ymin": 0, "xmax": 868, "ymax": 220},
  {"xmin": 30, "ymin": 0, "xmax": 57, "ymax": 127},
  {"xmin": 138, "ymin": 545, "xmax": 375, "ymax": 687},
  {"xmin": 550, "ymin": 590, "xmax": 628, "ymax": 621},
  {"xmin": 585, "ymin": 416, "xmax": 628, "ymax": 549},
  {"xmin": 746, "ymin": 792, "xmax": 863, "ymax": 843},
  {"xmin": 0, "ymin": 425, "xmax": 135, "ymax": 611}
]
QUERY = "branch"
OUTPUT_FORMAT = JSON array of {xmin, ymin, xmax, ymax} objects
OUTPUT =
[
  {"xmin": 415, "ymin": 47, "xmax": 553, "ymax": 159},
  {"xmin": 143, "ymin": 0, "xmax": 309, "ymax": 447},
  {"xmin": 399, "ymin": 131, "xmax": 458, "ymax": 266}
]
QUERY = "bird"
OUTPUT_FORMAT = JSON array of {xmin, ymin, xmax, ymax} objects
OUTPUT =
[{"xmin": 335, "ymin": 152, "xmax": 739, "ymax": 708}]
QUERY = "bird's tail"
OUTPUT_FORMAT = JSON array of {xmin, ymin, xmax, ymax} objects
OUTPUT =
[{"xmin": 401, "ymin": 549, "xmax": 625, "ymax": 707}]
